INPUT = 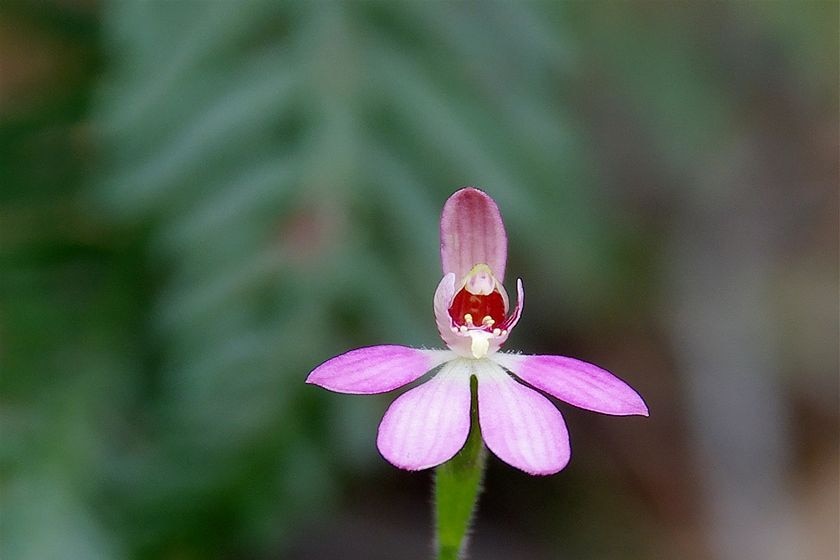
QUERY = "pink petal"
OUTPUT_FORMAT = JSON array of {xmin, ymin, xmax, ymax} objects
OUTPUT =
[
  {"xmin": 440, "ymin": 187, "xmax": 508, "ymax": 282},
  {"xmin": 495, "ymin": 354, "xmax": 649, "ymax": 416},
  {"xmin": 377, "ymin": 360, "xmax": 472, "ymax": 470},
  {"xmin": 496, "ymin": 278, "xmax": 524, "ymax": 337},
  {"xmin": 507, "ymin": 278, "xmax": 524, "ymax": 330},
  {"xmin": 476, "ymin": 360, "xmax": 570, "ymax": 475},
  {"xmin": 306, "ymin": 345, "xmax": 451, "ymax": 395},
  {"xmin": 433, "ymin": 273, "xmax": 472, "ymax": 356}
]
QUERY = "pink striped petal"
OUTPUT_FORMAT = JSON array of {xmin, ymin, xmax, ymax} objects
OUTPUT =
[
  {"xmin": 306, "ymin": 345, "xmax": 451, "ymax": 395},
  {"xmin": 475, "ymin": 360, "xmax": 570, "ymax": 475},
  {"xmin": 493, "ymin": 279, "xmax": 524, "ymax": 351},
  {"xmin": 507, "ymin": 278, "xmax": 524, "ymax": 331},
  {"xmin": 495, "ymin": 354, "xmax": 649, "ymax": 416},
  {"xmin": 377, "ymin": 360, "xmax": 472, "ymax": 470},
  {"xmin": 440, "ymin": 187, "xmax": 508, "ymax": 282},
  {"xmin": 433, "ymin": 273, "xmax": 473, "ymax": 356}
]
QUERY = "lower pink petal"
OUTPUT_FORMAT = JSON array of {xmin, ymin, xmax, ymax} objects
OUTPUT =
[
  {"xmin": 306, "ymin": 345, "xmax": 451, "ymax": 394},
  {"xmin": 377, "ymin": 360, "xmax": 472, "ymax": 470},
  {"xmin": 495, "ymin": 354, "xmax": 649, "ymax": 416},
  {"xmin": 476, "ymin": 361, "xmax": 570, "ymax": 475}
]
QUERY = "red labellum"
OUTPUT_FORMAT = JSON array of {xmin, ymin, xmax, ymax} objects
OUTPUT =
[{"xmin": 448, "ymin": 288, "xmax": 506, "ymax": 330}]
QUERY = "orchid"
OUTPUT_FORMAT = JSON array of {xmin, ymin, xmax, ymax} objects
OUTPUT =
[{"xmin": 307, "ymin": 187, "xmax": 647, "ymax": 476}]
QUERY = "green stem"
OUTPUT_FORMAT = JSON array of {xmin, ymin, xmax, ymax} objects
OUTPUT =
[{"xmin": 434, "ymin": 377, "xmax": 486, "ymax": 560}]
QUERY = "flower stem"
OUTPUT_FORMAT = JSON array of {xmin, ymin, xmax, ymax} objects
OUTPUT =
[{"xmin": 434, "ymin": 377, "xmax": 486, "ymax": 560}]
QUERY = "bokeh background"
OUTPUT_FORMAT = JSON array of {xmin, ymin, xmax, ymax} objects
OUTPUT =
[{"xmin": 1, "ymin": 2, "xmax": 837, "ymax": 559}]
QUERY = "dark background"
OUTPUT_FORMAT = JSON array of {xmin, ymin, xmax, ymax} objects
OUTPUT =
[{"xmin": 1, "ymin": 2, "xmax": 837, "ymax": 559}]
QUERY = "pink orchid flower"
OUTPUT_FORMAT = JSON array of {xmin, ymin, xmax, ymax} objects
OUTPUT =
[{"xmin": 307, "ymin": 187, "xmax": 648, "ymax": 475}]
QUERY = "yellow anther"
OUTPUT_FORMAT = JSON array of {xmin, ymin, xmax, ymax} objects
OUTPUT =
[
  {"xmin": 482, "ymin": 315, "xmax": 494, "ymax": 326},
  {"xmin": 463, "ymin": 313, "xmax": 474, "ymax": 326}
]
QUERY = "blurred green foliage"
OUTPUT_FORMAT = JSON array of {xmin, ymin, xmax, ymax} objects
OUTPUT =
[{"xmin": 1, "ymin": 1, "xmax": 836, "ymax": 559}]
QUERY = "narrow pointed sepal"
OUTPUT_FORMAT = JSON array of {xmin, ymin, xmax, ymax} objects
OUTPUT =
[
  {"xmin": 306, "ymin": 345, "xmax": 452, "ymax": 395},
  {"xmin": 494, "ymin": 354, "xmax": 649, "ymax": 416}
]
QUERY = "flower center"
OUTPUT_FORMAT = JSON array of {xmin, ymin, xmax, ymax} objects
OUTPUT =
[{"xmin": 448, "ymin": 264, "xmax": 506, "ymax": 331}]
